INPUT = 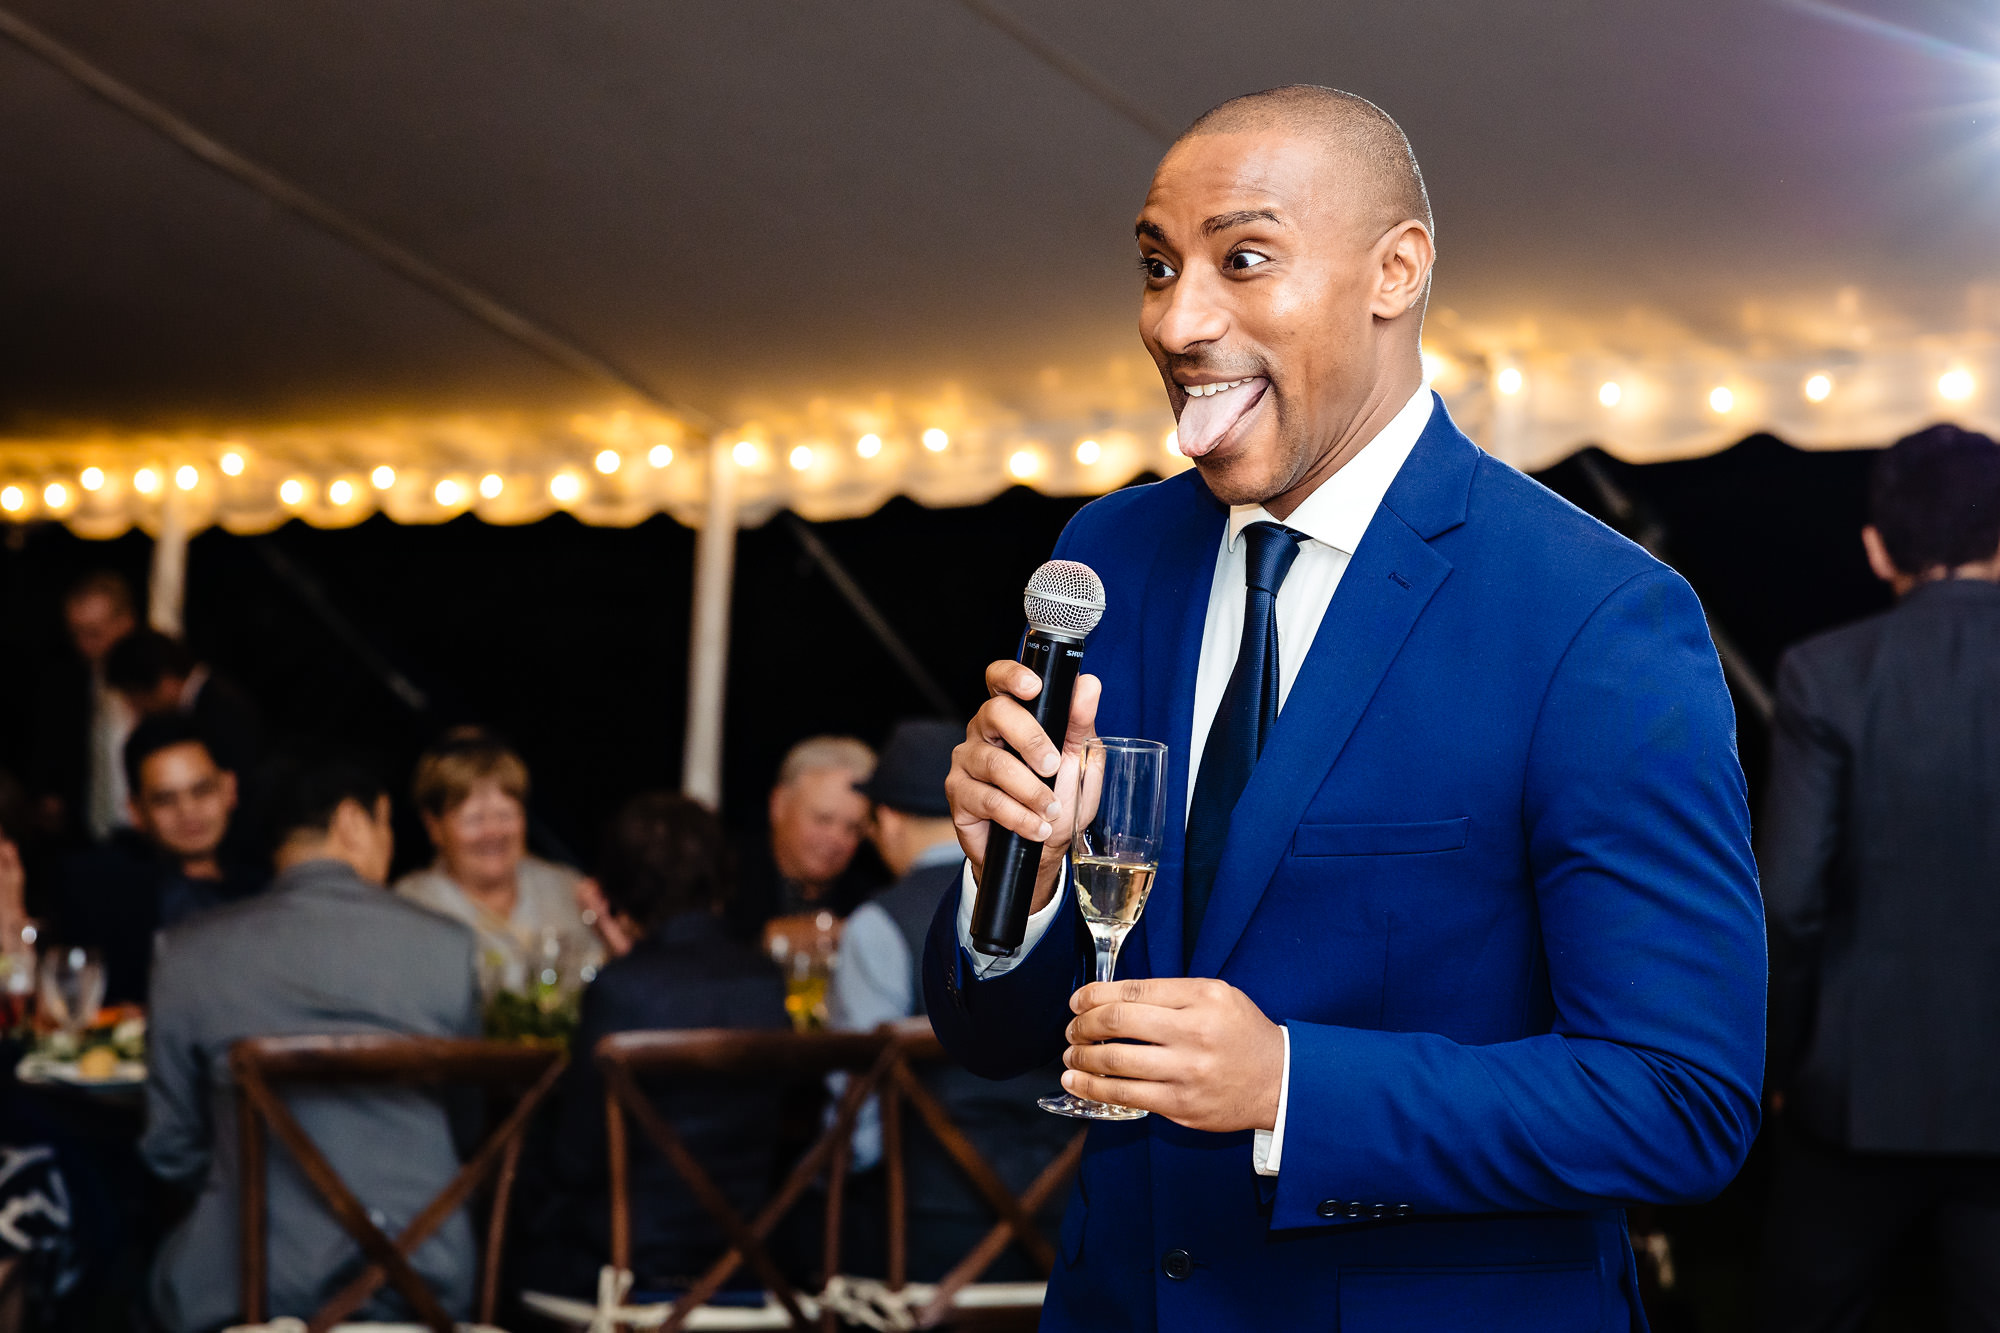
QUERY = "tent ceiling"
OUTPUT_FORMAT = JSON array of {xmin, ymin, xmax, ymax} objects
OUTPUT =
[{"xmin": 2, "ymin": 0, "xmax": 1995, "ymax": 441}]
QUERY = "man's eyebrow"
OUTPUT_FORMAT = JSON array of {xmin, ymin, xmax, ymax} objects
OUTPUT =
[
  {"xmin": 1201, "ymin": 209, "xmax": 1283, "ymax": 236},
  {"xmin": 1134, "ymin": 219, "xmax": 1167, "ymax": 243}
]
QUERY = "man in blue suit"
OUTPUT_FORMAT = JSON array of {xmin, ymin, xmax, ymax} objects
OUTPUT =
[{"xmin": 922, "ymin": 86, "xmax": 1764, "ymax": 1331}]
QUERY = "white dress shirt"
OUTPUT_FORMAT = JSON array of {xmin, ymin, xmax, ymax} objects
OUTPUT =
[{"xmin": 957, "ymin": 384, "xmax": 1436, "ymax": 1174}]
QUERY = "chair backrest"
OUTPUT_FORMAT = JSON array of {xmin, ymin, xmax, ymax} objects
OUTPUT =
[
  {"xmin": 595, "ymin": 1021, "xmax": 1083, "ymax": 1332},
  {"xmin": 230, "ymin": 1033, "xmax": 567, "ymax": 1333}
]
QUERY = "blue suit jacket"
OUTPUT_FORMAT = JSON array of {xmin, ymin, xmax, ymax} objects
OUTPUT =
[{"xmin": 923, "ymin": 400, "xmax": 1765, "ymax": 1332}]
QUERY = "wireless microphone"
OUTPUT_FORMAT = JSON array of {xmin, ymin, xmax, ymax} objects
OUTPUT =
[{"xmin": 969, "ymin": 559, "xmax": 1107, "ymax": 955}]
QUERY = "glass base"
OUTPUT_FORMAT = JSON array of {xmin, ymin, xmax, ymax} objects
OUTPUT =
[{"xmin": 1039, "ymin": 1092, "xmax": 1148, "ymax": 1121}]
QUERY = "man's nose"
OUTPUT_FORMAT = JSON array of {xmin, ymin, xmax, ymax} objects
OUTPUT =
[{"xmin": 1148, "ymin": 268, "xmax": 1229, "ymax": 356}]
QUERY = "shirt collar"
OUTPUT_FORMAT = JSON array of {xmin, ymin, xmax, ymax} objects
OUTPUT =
[{"xmin": 1225, "ymin": 385, "xmax": 1435, "ymax": 555}]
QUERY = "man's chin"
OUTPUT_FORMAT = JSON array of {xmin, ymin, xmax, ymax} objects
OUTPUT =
[{"xmin": 1190, "ymin": 434, "xmax": 1292, "ymax": 508}]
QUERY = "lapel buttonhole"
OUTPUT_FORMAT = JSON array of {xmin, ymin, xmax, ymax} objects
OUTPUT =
[{"xmin": 1388, "ymin": 571, "xmax": 1412, "ymax": 590}]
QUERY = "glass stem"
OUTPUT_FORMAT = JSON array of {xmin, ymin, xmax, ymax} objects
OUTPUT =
[{"xmin": 1090, "ymin": 923, "xmax": 1128, "ymax": 987}]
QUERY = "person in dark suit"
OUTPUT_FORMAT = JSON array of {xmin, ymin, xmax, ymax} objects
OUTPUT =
[
  {"xmin": 104, "ymin": 628, "xmax": 262, "ymax": 783},
  {"xmin": 142, "ymin": 756, "xmax": 481, "ymax": 1332},
  {"xmin": 524, "ymin": 792, "xmax": 790, "ymax": 1297},
  {"xmin": 925, "ymin": 87, "xmax": 1764, "ymax": 1331},
  {"xmin": 1758, "ymin": 424, "xmax": 2000, "ymax": 1331},
  {"xmin": 54, "ymin": 714, "xmax": 263, "ymax": 1002},
  {"xmin": 828, "ymin": 719, "xmax": 1073, "ymax": 1281},
  {"xmin": 28, "ymin": 571, "xmax": 138, "ymax": 846}
]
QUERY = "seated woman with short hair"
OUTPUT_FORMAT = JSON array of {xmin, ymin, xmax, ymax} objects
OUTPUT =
[{"xmin": 521, "ymin": 793, "xmax": 790, "ymax": 1297}]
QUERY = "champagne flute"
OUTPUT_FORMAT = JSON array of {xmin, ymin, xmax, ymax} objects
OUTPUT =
[{"xmin": 1040, "ymin": 737, "xmax": 1168, "ymax": 1121}]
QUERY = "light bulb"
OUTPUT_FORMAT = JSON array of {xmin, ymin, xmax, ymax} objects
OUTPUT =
[
  {"xmin": 134, "ymin": 468, "xmax": 160, "ymax": 495},
  {"xmin": 789, "ymin": 445, "xmax": 814, "ymax": 471},
  {"xmin": 595, "ymin": 449, "xmax": 621, "ymax": 475},
  {"xmin": 856, "ymin": 433, "xmax": 881, "ymax": 459},
  {"xmin": 1939, "ymin": 369, "xmax": 1976, "ymax": 402},
  {"xmin": 1007, "ymin": 450, "xmax": 1040, "ymax": 479},
  {"xmin": 1164, "ymin": 429, "xmax": 1182, "ymax": 457},
  {"xmin": 0, "ymin": 487, "xmax": 21, "ymax": 513},
  {"xmin": 372, "ymin": 465, "xmax": 396, "ymax": 490},
  {"xmin": 550, "ymin": 473, "xmax": 582, "ymax": 502},
  {"xmin": 648, "ymin": 444, "xmax": 672, "ymax": 468},
  {"xmin": 479, "ymin": 473, "xmax": 503, "ymax": 498},
  {"xmin": 1075, "ymin": 439, "xmax": 1101, "ymax": 465},
  {"xmin": 435, "ymin": 479, "xmax": 463, "ymax": 506},
  {"xmin": 220, "ymin": 452, "xmax": 245, "ymax": 477},
  {"xmin": 79, "ymin": 467, "xmax": 104, "ymax": 492},
  {"xmin": 1708, "ymin": 386, "xmax": 1734, "ymax": 414},
  {"xmin": 921, "ymin": 428, "xmax": 948, "ymax": 452},
  {"xmin": 731, "ymin": 440, "xmax": 759, "ymax": 467},
  {"xmin": 1598, "ymin": 381, "xmax": 1623, "ymax": 408},
  {"xmin": 43, "ymin": 483, "xmax": 66, "ymax": 508},
  {"xmin": 279, "ymin": 479, "xmax": 306, "ymax": 506},
  {"xmin": 175, "ymin": 465, "xmax": 198, "ymax": 491},
  {"xmin": 1496, "ymin": 367, "xmax": 1524, "ymax": 396},
  {"xmin": 328, "ymin": 479, "xmax": 354, "ymax": 505},
  {"xmin": 1803, "ymin": 374, "xmax": 1832, "ymax": 403}
]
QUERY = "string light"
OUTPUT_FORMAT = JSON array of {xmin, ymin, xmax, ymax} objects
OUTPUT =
[
  {"xmin": 550, "ymin": 472, "xmax": 582, "ymax": 502},
  {"xmin": 1598, "ymin": 381, "xmax": 1623, "ymax": 408},
  {"xmin": 479, "ymin": 473, "xmax": 504, "ymax": 498},
  {"xmin": 1804, "ymin": 374, "xmax": 1832, "ymax": 403},
  {"xmin": 730, "ymin": 440, "xmax": 759, "ymax": 467},
  {"xmin": 856, "ymin": 433, "xmax": 882, "ymax": 459},
  {"xmin": 1708, "ymin": 387, "xmax": 1734, "ymax": 414},
  {"xmin": 648, "ymin": 444, "xmax": 673, "ymax": 468},
  {"xmin": 1075, "ymin": 439, "xmax": 1101, "ymax": 465},
  {"xmin": 175, "ymin": 465, "xmax": 199, "ymax": 491},
  {"xmin": 328, "ymin": 479, "xmax": 354, "ymax": 505},
  {"xmin": 1164, "ymin": 428, "xmax": 1182, "ymax": 457},
  {"xmin": 134, "ymin": 468, "xmax": 160, "ymax": 495},
  {"xmin": 43, "ymin": 483, "xmax": 67, "ymax": 509},
  {"xmin": 594, "ymin": 449, "xmax": 621, "ymax": 475},
  {"xmin": 279, "ymin": 479, "xmax": 306, "ymax": 506},
  {"xmin": 788, "ymin": 445, "xmax": 814, "ymax": 471},
  {"xmin": 79, "ymin": 467, "xmax": 104, "ymax": 492},
  {"xmin": 922, "ymin": 428, "xmax": 949, "ymax": 452},
  {"xmin": 372, "ymin": 465, "xmax": 396, "ymax": 490},
  {"xmin": 1421, "ymin": 350, "xmax": 1449, "ymax": 384},
  {"xmin": 0, "ymin": 488, "xmax": 20, "ymax": 514},
  {"xmin": 1007, "ymin": 449, "xmax": 1041, "ymax": 480},
  {"xmin": 1496, "ymin": 367, "xmax": 1524, "ymax": 396},
  {"xmin": 435, "ymin": 479, "xmax": 463, "ymax": 506},
  {"xmin": 220, "ymin": 451, "xmax": 245, "ymax": 476},
  {"xmin": 1939, "ymin": 368, "xmax": 1977, "ymax": 402}
]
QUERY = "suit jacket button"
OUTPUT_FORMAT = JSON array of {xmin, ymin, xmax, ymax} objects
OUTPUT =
[
  {"xmin": 1161, "ymin": 1249, "xmax": 1193, "ymax": 1280},
  {"xmin": 1395, "ymin": 1204, "xmax": 1414, "ymax": 1217},
  {"xmin": 1342, "ymin": 1202, "xmax": 1364, "ymax": 1218},
  {"xmin": 1317, "ymin": 1200, "xmax": 1341, "ymax": 1219}
]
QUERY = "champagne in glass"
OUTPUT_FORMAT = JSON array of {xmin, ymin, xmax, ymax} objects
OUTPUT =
[{"xmin": 1041, "ymin": 737, "xmax": 1168, "ymax": 1121}]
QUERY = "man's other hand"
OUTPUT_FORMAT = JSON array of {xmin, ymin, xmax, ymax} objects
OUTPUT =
[
  {"xmin": 947, "ymin": 663, "xmax": 1100, "ymax": 911},
  {"xmin": 1061, "ymin": 977, "xmax": 1285, "ymax": 1133}
]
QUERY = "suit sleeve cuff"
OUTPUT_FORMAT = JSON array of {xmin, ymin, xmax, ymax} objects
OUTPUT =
[
  {"xmin": 955, "ymin": 859, "xmax": 1067, "ymax": 979},
  {"xmin": 1252, "ymin": 1024, "xmax": 1292, "ymax": 1176}
]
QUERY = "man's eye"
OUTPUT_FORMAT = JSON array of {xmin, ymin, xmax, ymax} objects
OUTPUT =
[
  {"xmin": 1137, "ymin": 256, "xmax": 1178, "ymax": 282},
  {"xmin": 1224, "ymin": 250, "xmax": 1270, "ymax": 271}
]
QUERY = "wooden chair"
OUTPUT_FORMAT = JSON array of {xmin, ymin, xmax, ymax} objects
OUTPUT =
[{"xmin": 231, "ymin": 1034, "xmax": 568, "ymax": 1333}]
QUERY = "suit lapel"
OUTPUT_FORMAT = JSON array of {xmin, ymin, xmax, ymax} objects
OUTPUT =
[
  {"xmin": 1134, "ymin": 482, "xmax": 1225, "ymax": 982},
  {"xmin": 1187, "ymin": 407, "xmax": 1476, "ymax": 978}
]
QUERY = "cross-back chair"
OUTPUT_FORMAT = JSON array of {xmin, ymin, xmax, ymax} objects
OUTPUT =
[{"xmin": 230, "ymin": 1033, "xmax": 568, "ymax": 1333}]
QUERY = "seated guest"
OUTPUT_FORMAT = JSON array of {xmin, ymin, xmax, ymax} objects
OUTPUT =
[
  {"xmin": 827, "ymin": 720, "xmax": 1072, "ymax": 1280},
  {"xmin": 104, "ymin": 628, "xmax": 261, "ymax": 782},
  {"xmin": 729, "ymin": 735, "xmax": 881, "ymax": 948},
  {"xmin": 394, "ymin": 728, "xmax": 618, "ymax": 998},
  {"xmin": 54, "ymin": 715, "xmax": 263, "ymax": 1002},
  {"xmin": 523, "ymin": 793, "xmax": 788, "ymax": 1297},
  {"xmin": 142, "ymin": 758, "xmax": 481, "ymax": 1332}
]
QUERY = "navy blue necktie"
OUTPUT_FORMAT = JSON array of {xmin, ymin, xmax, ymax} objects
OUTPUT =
[{"xmin": 1182, "ymin": 520, "xmax": 1305, "ymax": 968}]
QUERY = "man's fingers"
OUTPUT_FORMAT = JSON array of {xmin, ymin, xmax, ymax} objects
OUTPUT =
[
  {"xmin": 969, "ymin": 692, "xmax": 1063, "ymax": 780},
  {"xmin": 1064, "ymin": 673, "xmax": 1103, "ymax": 750},
  {"xmin": 958, "ymin": 738, "xmax": 1064, "ymax": 821},
  {"xmin": 1064, "ymin": 1039, "xmax": 1179, "ymax": 1083},
  {"xmin": 984, "ymin": 659, "xmax": 1044, "ymax": 703},
  {"xmin": 946, "ymin": 768, "xmax": 1053, "ymax": 842},
  {"xmin": 1066, "ymin": 1000, "xmax": 1195, "ymax": 1048},
  {"xmin": 1070, "ymin": 976, "xmax": 1218, "ymax": 1014},
  {"xmin": 1057, "ymin": 1068, "xmax": 1172, "ymax": 1116}
]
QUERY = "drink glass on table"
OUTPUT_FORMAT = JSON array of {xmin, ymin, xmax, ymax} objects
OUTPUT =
[
  {"xmin": 1040, "ymin": 737, "xmax": 1168, "ymax": 1121},
  {"xmin": 37, "ymin": 945, "xmax": 105, "ymax": 1038}
]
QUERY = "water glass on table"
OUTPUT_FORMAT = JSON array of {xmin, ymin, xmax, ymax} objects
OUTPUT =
[
  {"xmin": 1040, "ymin": 736, "xmax": 1168, "ymax": 1121},
  {"xmin": 37, "ymin": 945, "xmax": 105, "ymax": 1038}
]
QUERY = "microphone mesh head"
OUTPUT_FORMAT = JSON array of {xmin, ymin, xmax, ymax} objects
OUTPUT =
[{"xmin": 1023, "ymin": 560, "xmax": 1106, "ymax": 638}]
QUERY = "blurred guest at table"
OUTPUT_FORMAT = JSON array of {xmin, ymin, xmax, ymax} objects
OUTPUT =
[
  {"xmin": 143, "ymin": 755, "xmax": 481, "ymax": 1332},
  {"xmin": 730, "ymin": 735, "xmax": 881, "ymax": 950},
  {"xmin": 104, "ymin": 628, "xmax": 262, "ymax": 783},
  {"xmin": 394, "ymin": 727, "xmax": 620, "ymax": 999},
  {"xmin": 29, "ymin": 571, "xmax": 137, "ymax": 844},
  {"xmin": 1760, "ymin": 424, "xmax": 2000, "ymax": 1331},
  {"xmin": 522, "ymin": 792, "xmax": 788, "ymax": 1297},
  {"xmin": 828, "ymin": 720, "xmax": 1071, "ymax": 1280},
  {"xmin": 53, "ymin": 715, "xmax": 262, "ymax": 1003}
]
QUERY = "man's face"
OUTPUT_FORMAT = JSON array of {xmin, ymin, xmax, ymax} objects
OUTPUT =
[
  {"xmin": 131, "ymin": 742, "xmax": 235, "ymax": 866},
  {"xmin": 1136, "ymin": 131, "xmax": 1394, "ymax": 507},
  {"xmin": 769, "ymin": 768, "xmax": 869, "ymax": 886},
  {"xmin": 66, "ymin": 593, "xmax": 135, "ymax": 668}
]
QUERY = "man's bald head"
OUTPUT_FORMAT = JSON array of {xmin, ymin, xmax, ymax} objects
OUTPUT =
[{"xmin": 1178, "ymin": 85, "xmax": 1432, "ymax": 242}]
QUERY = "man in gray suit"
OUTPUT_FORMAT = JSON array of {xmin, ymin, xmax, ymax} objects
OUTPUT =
[
  {"xmin": 142, "ymin": 758, "xmax": 482, "ymax": 1332},
  {"xmin": 1760, "ymin": 424, "xmax": 2000, "ymax": 1331}
]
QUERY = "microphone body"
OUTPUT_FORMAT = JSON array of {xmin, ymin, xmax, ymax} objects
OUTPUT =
[
  {"xmin": 970, "ymin": 627, "xmax": 1086, "ymax": 954},
  {"xmin": 969, "ymin": 559, "xmax": 1106, "ymax": 956}
]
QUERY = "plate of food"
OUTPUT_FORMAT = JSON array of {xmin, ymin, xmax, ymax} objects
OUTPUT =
[{"xmin": 15, "ymin": 1006, "xmax": 147, "ymax": 1089}]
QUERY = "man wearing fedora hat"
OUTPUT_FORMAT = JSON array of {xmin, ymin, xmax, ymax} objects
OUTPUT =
[{"xmin": 829, "ymin": 718, "xmax": 1073, "ymax": 1280}]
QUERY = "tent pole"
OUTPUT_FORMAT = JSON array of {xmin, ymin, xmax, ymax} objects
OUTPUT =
[
  {"xmin": 148, "ymin": 498, "xmax": 189, "ymax": 636},
  {"xmin": 681, "ymin": 446, "xmax": 737, "ymax": 810}
]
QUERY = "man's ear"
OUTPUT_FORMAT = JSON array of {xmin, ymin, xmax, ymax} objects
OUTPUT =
[
  {"xmin": 219, "ymin": 770, "xmax": 239, "ymax": 814},
  {"xmin": 1861, "ymin": 526, "xmax": 1912, "ymax": 591},
  {"xmin": 1369, "ymin": 220, "xmax": 1435, "ymax": 321}
]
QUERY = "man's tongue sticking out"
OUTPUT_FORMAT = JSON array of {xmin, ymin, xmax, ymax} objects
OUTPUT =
[{"xmin": 1175, "ymin": 378, "xmax": 1269, "ymax": 457}]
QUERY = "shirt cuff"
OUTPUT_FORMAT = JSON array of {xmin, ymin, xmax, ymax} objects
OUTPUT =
[
  {"xmin": 1252, "ymin": 1025, "xmax": 1292, "ymax": 1177},
  {"xmin": 955, "ymin": 859, "xmax": 1068, "ymax": 979}
]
